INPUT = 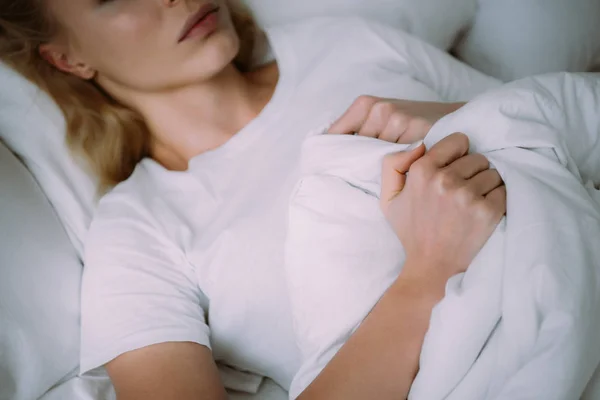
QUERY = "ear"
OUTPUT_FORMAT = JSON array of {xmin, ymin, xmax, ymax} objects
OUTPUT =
[{"xmin": 39, "ymin": 43, "xmax": 96, "ymax": 80}]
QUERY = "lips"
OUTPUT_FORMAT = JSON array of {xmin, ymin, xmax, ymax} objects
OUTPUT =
[{"xmin": 178, "ymin": 3, "xmax": 220, "ymax": 43}]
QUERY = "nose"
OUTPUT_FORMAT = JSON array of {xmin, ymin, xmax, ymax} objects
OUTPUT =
[{"xmin": 163, "ymin": 0, "xmax": 179, "ymax": 6}]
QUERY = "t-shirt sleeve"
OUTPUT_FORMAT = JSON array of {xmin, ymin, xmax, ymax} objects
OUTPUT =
[
  {"xmin": 79, "ymin": 190, "xmax": 211, "ymax": 374},
  {"xmin": 363, "ymin": 20, "xmax": 503, "ymax": 102}
]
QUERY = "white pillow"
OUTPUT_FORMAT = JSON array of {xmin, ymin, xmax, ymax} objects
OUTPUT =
[
  {"xmin": 0, "ymin": 63, "xmax": 98, "ymax": 257},
  {"xmin": 242, "ymin": 0, "xmax": 477, "ymax": 50},
  {"xmin": 0, "ymin": 141, "xmax": 81, "ymax": 400},
  {"xmin": 454, "ymin": 0, "xmax": 600, "ymax": 81}
]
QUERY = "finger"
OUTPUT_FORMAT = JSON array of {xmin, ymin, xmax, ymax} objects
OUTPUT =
[
  {"xmin": 358, "ymin": 102, "xmax": 395, "ymax": 138},
  {"xmin": 467, "ymin": 169, "xmax": 504, "ymax": 197},
  {"xmin": 446, "ymin": 153, "xmax": 490, "ymax": 180},
  {"xmin": 394, "ymin": 118, "xmax": 433, "ymax": 144},
  {"xmin": 424, "ymin": 132, "xmax": 470, "ymax": 168},
  {"xmin": 328, "ymin": 95, "xmax": 378, "ymax": 135},
  {"xmin": 484, "ymin": 185, "xmax": 507, "ymax": 219},
  {"xmin": 380, "ymin": 143, "xmax": 426, "ymax": 205},
  {"xmin": 379, "ymin": 112, "xmax": 409, "ymax": 143}
]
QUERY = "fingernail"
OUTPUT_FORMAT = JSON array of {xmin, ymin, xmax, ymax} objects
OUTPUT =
[{"xmin": 406, "ymin": 140, "xmax": 424, "ymax": 151}]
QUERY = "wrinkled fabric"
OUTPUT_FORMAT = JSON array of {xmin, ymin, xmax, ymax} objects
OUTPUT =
[{"xmin": 286, "ymin": 73, "xmax": 600, "ymax": 399}]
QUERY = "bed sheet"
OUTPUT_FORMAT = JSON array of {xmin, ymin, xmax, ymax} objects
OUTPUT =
[{"xmin": 39, "ymin": 374, "xmax": 288, "ymax": 400}]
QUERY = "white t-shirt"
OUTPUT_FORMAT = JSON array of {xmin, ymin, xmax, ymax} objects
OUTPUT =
[{"xmin": 80, "ymin": 16, "xmax": 500, "ymax": 392}]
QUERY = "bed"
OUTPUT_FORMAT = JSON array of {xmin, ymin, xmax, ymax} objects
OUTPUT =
[{"xmin": 1, "ymin": 1, "xmax": 599, "ymax": 399}]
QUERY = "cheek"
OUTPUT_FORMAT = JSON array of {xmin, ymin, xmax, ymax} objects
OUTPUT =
[
  {"xmin": 89, "ymin": 13, "xmax": 153, "ymax": 68},
  {"xmin": 66, "ymin": 5, "xmax": 159, "ymax": 83}
]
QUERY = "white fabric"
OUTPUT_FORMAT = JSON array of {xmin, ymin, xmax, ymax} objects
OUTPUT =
[
  {"xmin": 80, "ymin": 17, "xmax": 500, "ymax": 394},
  {"xmin": 38, "ymin": 372, "xmax": 287, "ymax": 400},
  {"xmin": 0, "ymin": 141, "xmax": 81, "ymax": 400},
  {"xmin": 0, "ymin": 63, "xmax": 98, "ymax": 257},
  {"xmin": 454, "ymin": 0, "xmax": 600, "ymax": 81},
  {"xmin": 285, "ymin": 73, "xmax": 600, "ymax": 398},
  {"xmin": 39, "ymin": 370, "xmax": 116, "ymax": 400},
  {"xmin": 241, "ymin": 0, "xmax": 477, "ymax": 50}
]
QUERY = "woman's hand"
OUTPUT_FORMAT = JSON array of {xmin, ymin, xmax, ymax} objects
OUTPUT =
[
  {"xmin": 329, "ymin": 96, "xmax": 464, "ymax": 144},
  {"xmin": 381, "ymin": 133, "xmax": 506, "ymax": 290},
  {"xmin": 299, "ymin": 135, "xmax": 503, "ymax": 400}
]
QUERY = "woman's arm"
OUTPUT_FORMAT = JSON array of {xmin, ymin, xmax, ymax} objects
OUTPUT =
[
  {"xmin": 298, "ymin": 265, "xmax": 449, "ymax": 400},
  {"xmin": 106, "ymin": 343, "xmax": 227, "ymax": 400},
  {"xmin": 81, "ymin": 194, "xmax": 227, "ymax": 400},
  {"xmin": 299, "ymin": 133, "xmax": 506, "ymax": 400}
]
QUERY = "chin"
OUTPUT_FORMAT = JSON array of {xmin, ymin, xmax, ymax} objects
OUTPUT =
[
  {"xmin": 213, "ymin": 28, "xmax": 241, "ymax": 62},
  {"xmin": 133, "ymin": 30, "xmax": 243, "ymax": 91},
  {"xmin": 190, "ymin": 30, "xmax": 241, "ymax": 77}
]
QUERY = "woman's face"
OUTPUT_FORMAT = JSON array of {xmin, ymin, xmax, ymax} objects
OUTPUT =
[{"xmin": 44, "ymin": 0, "xmax": 240, "ymax": 92}]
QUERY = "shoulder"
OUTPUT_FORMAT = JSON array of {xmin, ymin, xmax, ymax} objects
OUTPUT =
[
  {"xmin": 92, "ymin": 160, "xmax": 165, "ymax": 227},
  {"xmin": 86, "ymin": 161, "xmax": 179, "ymax": 263}
]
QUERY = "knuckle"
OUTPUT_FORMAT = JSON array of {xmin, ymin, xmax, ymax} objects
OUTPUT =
[
  {"xmin": 474, "ymin": 153, "xmax": 490, "ymax": 168},
  {"xmin": 473, "ymin": 200, "xmax": 496, "ymax": 221},
  {"xmin": 408, "ymin": 159, "xmax": 430, "ymax": 180},
  {"xmin": 498, "ymin": 185, "xmax": 508, "ymax": 197},
  {"xmin": 373, "ymin": 101, "xmax": 396, "ymax": 117},
  {"xmin": 456, "ymin": 186, "xmax": 476, "ymax": 206},
  {"xmin": 494, "ymin": 171, "xmax": 505, "ymax": 185},
  {"xmin": 419, "ymin": 118, "xmax": 433, "ymax": 131},
  {"xmin": 382, "ymin": 152, "xmax": 406, "ymax": 172},
  {"xmin": 388, "ymin": 113, "xmax": 408, "ymax": 130},
  {"xmin": 409, "ymin": 118, "xmax": 433, "ymax": 135},
  {"xmin": 450, "ymin": 132, "xmax": 470, "ymax": 150},
  {"xmin": 354, "ymin": 95, "xmax": 378, "ymax": 111},
  {"xmin": 434, "ymin": 170, "xmax": 456, "ymax": 194},
  {"xmin": 379, "ymin": 132, "xmax": 399, "ymax": 143}
]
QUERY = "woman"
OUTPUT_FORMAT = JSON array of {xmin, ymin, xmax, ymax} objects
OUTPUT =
[{"xmin": 0, "ymin": 0, "xmax": 506, "ymax": 398}]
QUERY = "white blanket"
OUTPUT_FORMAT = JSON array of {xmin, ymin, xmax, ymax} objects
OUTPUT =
[{"xmin": 285, "ymin": 73, "xmax": 600, "ymax": 399}]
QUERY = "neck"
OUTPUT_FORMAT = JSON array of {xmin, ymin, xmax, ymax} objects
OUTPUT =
[{"xmin": 102, "ymin": 63, "xmax": 278, "ymax": 170}]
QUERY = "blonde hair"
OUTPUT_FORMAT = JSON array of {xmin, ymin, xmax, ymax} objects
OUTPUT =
[{"xmin": 0, "ymin": 0, "xmax": 258, "ymax": 190}]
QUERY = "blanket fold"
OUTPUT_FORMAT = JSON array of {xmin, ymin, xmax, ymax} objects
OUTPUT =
[{"xmin": 285, "ymin": 73, "xmax": 600, "ymax": 399}]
